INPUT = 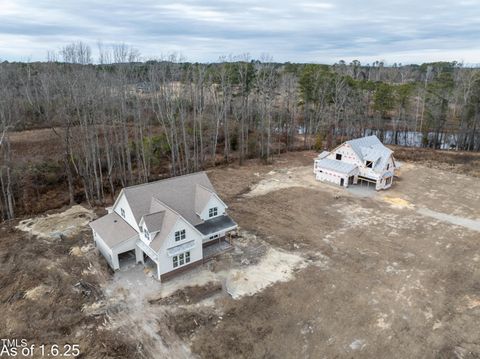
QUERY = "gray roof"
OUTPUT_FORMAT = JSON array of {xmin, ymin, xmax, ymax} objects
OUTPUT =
[
  {"xmin": 195, "ymin": 215, "xmax": 237, "ymax": 236},
  {"xmin": 143, "ymin": 211, "xmax": 165, "ymax": 233},
  {"xmin": 89, "ymin": 212, "xmax": 137, "ymax": 249},
  {"xmin": 123, "ymin": 171, "xmax": 215, "ymax": 226},
  {"xmin": 316, "ymin": 158, "xmax": 358, "ymax": 175},
  {"xmin": 318, "ymin": 151, "xmax": 330, "ymax": 159},
  {"xmin": 346, "ymin": 135, "xmax": 392, "ymax": 173},
  {"xmin": 194, "ymin": 184, "xmax": 213, "ymax": 215},
  {"xmin": 146, "ymin": 199, "xmax": 180, "ymax": 252}
]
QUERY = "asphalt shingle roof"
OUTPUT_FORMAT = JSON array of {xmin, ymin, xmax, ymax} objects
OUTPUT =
[
  {"xmin": 89, "ymin": 212, "xmax": 137, "ymax": 249},
  {"xmin": 142, "ymin": 211, "xmax": 165, "ymax": 233},
  {"xmin": 123, "ymin": 171, "xmax": 214, "ymax": 226}
]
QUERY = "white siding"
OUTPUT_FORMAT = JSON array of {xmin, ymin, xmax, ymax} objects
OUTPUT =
[
  {"xmin": 113, "ymin": 191, "xmax": 139, "ymax": 232},
  {"xmin": 157, "ymin": 217, "xmax": 203, "ymax": 275},
  {"xmin": 137, "ymin": 218, "xmax": 153, "ymax": 246},
  {"xmin": 93, "ymin": 231, "xmax": 115, "ymax": 269},
  {"xmin": 199, "ymin": 195, "xmax": 226, "ymax": 221},
  {"xmin": 112, "ymin": 236, "xmax": 138, "ymax": 255}
]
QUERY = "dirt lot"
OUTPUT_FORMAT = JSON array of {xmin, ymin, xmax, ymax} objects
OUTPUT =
[{"xmin": 1, "ymin": 150, "xmax": 480, "ymax": 358}]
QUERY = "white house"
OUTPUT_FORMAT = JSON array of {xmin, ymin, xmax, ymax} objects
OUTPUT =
[
  {"xmin": 89, "ymin": 172, "xmax": 237, "ymax": 281},
  {"xmin": 313, "ymin": 135, "xmax": 396, "ymax": 190}
]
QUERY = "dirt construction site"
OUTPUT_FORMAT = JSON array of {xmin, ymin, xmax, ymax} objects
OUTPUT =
[{"xmin": 1, "ymin": 151, "xmax": 480, "ymax": 358}]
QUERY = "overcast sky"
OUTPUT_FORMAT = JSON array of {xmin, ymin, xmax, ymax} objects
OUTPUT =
[{"xmin": 1, "ymin": 0, "xmax": 479, "ymax": 64}]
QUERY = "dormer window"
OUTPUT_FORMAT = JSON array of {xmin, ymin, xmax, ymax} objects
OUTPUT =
[
  {"xmin": 209, "ymin": 207, "xmax": 218, "ymax": 218},
  {"xmin": 366, "ymin": 161, "xmax": 373, "ymax": 168},
  {"xmin": 175, "ymin": 229, "xmax": 186, "ymax": 242},
  {"xmin": 121, "ymin": 208, "xmax": 125, "ymax": 218}
]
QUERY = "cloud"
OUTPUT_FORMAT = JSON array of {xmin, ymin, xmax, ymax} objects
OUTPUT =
[{"xmin": 0, "ymin": 0, "xmax": 479, "ymax": 64}]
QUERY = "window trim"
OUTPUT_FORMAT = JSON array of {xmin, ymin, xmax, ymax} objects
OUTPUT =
[
  {"xmin": 172, "ymin": 251, "xmax": 191, "ymax": 269},
  {"xmin": 209, "ymin": 207, "xmax": 218, "ymax": 218},
  {"xmin": 174, "ymin": 229, "xmax": 186, "ymax": 242}
]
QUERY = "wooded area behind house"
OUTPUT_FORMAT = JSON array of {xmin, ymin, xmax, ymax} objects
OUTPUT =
[{"xmin": 1, "ymin": 42, "xmax": 480, "ymax": 220}]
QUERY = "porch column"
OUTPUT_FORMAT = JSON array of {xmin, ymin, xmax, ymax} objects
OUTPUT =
[
  {"xmin": 112, "ymin": 252, "xmax": 120, "ymax": 270},
  {"xmin": 157, "ymin": 262, "xmax": 161, "ymax": 281},
  {"xmin": 135, "ymin": 246, "xmax": 144, "ymax": 264}
]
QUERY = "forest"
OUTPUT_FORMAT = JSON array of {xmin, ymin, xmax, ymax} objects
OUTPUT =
[{"xmin": 1, "ymin": 42, "xmax": 480, "ymax": 220}]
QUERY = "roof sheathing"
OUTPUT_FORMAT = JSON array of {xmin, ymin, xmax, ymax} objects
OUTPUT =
[
  {"xmin": 346, "ymin": 135, "xmax": 392, "ymax": 173},
  {"xmin": 316, "ymin": 158, "xmax": 358, "ymax": 174}
]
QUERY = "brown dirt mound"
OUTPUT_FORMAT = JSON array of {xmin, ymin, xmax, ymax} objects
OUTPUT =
[
  {"xmin": 0, "ymin": 220, "xmax": 140, "ymax": 358},
  {"xmin": 150, "ymin": 282, "xmax": 222, "ymax": 306}
]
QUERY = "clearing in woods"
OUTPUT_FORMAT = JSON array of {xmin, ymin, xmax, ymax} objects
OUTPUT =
[{"xmin": 1, "ymin": 151, "xmax": 480, "ymax": 358}]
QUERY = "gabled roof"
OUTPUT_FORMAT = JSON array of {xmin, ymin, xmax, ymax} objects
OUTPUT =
[
  {"xmin": 317, "ymin": 151, "xmax": 330, "ymax": 159},
  {"xmin": 144, "ymin": 198, "xmax": 180, "ymax": 252},
  {"xmin": 316, "ymin": 158, "xmax": 358, "ymax": 174},
  {"xmin": 89, "ymin": 212, "xmax": 137, "ymax": 249},
  {"xmin": 346, "ymin": 135, "xmax": 392, "ymax": 173},
  {"xmin": 195, "ymin": 184, "xmax": 213, "ymax": 215},
  {"xmin": 142, "ymin": 211, "xmax": 165, "ymax": 233},
  {"xmin": 123, "ymin": 171, "xmax": 215, "ymax": 227}
]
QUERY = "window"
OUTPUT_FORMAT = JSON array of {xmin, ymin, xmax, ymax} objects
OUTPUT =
[
  {"xmin": 366, "ymin": 161, "xmax": 373, "ymax": 168},
  {"xmin": 175, "ymin": 229, "xmax": 186, "ymax": 242},
  {"xmin": 178, "ymin": 253, "xmax": 185, "ymax": 266},
  {"xmin": 140, "ymin": 226, "xmax": 143, "ymax": 233},
  {"xmin": 120, "ymin": 208, "xmax": 125, "ymax": 218},
  {"xmin": 209, "ymin": 207, "xmax": 218, "ymax": 218},
  {"xmin": 144, "ymin": 231, "xmax": 150, "ymax": 241},
  {"xmin": 172, "ymin": 251, "xmax": 191, "ymax": 268},
  {"xmin": 336, "ymin": 153, "xmax": 342, "ymax": 161},
  {"xmin": 209, "ymin": 234, "xmax": 220, "ymax": 240},
  {"xmin": 387, "ymin": 163, "xmax": 390, "ymax": 170}
]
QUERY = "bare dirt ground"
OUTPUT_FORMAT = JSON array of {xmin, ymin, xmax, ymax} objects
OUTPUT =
[
  {"xmin": 391, "ymin": 145, "xmax": 480, "ymax": 178},
  {"xmin": 1, "ymin": 150, "xmax": 480, "ymax": 358}
]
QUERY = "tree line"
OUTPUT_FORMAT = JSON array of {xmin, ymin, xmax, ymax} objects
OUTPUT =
[{"xmin": 1, "ymin": 42, "xmax": 480, "ymax": 220}]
